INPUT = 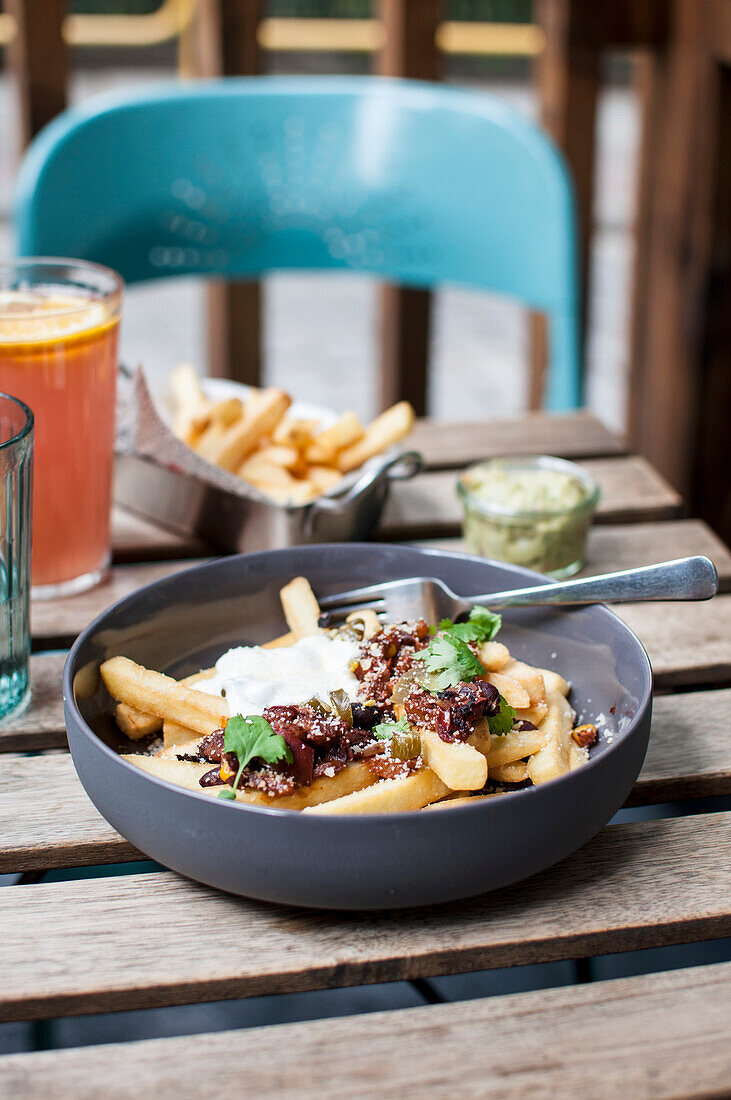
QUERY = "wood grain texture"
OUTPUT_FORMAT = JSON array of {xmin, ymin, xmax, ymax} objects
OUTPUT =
[
  {"xmin": 4, "ymin": 687, "xmax": 731, "ymax": 872},
  {"xmin": 409, "ymin": 410, "xmax": 625, "ymax": 469},
  {"xmin": 617, "ymin": 596, "xmax": 731, "ymax": 688},
  {"xmin": 111, "ymin": 508, "xmax": 207, "ymax": 564},
  {"xmin": 9, "ymin": 681, "xmax": 731, "ymax": 867},
  {"xmin": 0, "ymin": 812, "xmax": 729, "ymax": 1020},
  {"xmin": 30, "ymin": 559, "xmax": 207, "ymax": 647},
  {"xmin": 3, "ymin": 961, "xmax": 730, "ymax": 1099},
  {"xmin": 416, "ymin": 519, "xmax": 731, "ymax": 590},
  {"xmin": 0, "ymin": 654, "xmax": 67, "ymax": 753}
]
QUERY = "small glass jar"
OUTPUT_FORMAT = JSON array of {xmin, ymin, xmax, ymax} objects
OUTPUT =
[{"xmin": 457, "ymin": 456, "xmax": 600, "ymax": 579}]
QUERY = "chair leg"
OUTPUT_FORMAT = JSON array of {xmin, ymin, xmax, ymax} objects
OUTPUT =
[
  {"xmin": 192, "ymin": 0, "xmax": 264, "ymax": 385},
  {"xmin": 532, "ymin": 0, "xmax": 601, "ymax": 408},
  {"xmin": 5, "ymin": 0, "xmax": 68, "ymax": 148},
  {"xmin": 377, "ymin": 0, "xmax": 441, "ymax": 415}
]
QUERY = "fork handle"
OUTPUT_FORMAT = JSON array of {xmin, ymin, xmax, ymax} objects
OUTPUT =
[{"xmin": 470, "ymin": 556, "xmax": 718, "ymax": 610}]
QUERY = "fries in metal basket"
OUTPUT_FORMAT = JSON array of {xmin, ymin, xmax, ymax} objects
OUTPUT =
[{"xmin": 168, "ymin": 367, "xmax": 414, "ymax": 506}]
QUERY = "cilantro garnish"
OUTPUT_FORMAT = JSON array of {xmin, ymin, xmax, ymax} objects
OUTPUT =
[
  {"xmin": 373, "ymin": 717, "xmax": 409, "ymax": 740},
  {"xmin": 418, "ymin": 634, "xmax": 486, "ymax": 691},
  {"xmin": 218, "ymin": 714, "xmax": 293, "ymax": 798},
  {"xmin": 433, "ymin": 606, "xmax": 502, "ymax": 645},
  {"xmin": 487, "ymin": 693, "xmax": 517, "ymax": 737}
]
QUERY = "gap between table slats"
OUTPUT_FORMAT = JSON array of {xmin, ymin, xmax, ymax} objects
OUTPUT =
[
  {"xmin": 1, "ymin": 962, "xmax": 729, "ymax": 1100},
  {"xmin": 0, "ymin": 812, "xmax": 728, "ymax": 1021},
  {"xmin": 3, "ymin": 687, "xmax": 731, "ymax": 872}
]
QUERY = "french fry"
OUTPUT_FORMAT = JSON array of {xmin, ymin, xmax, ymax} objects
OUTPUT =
[
  {"xmin": 196, "ymin": 420, "xmax": 228, "ymax": 461},
  {"xmin": 279, "ymin": 576, "xmax": 322, "ymax": 638},
  {"xmin": 478, "ymin": 641, "xmax": 511, "ymax": 671},
  {"xmin": 490, "ymin": 761, "xmax": 529, "ymax": 784},
  {"xmin": 305, "ymin": 411, "xmax": 364, "ymax": 465},
  {"xmin": 169, "ymin": 363, "xmax": 210, "ymax": 442},
  {"xmin": 261, "ymin": 480, "xmax": 319, "ymax": 506},
  {"xmin": 271, "ymin": 417, "xmax": 319, "ymax": 449},
  {"xmin": 514, "ymin": 702, "xmax": 549, "ymax": 727},
  {"xmin": 262, "ymin": 631, "xmax": 296, "ymax": 649},
  {"xmin": 486, "ymin": 671, "xmax": 530, "ymax": 710},
  {"xmin": 237, "ymin": 455, "xmax": 299, "ymax": 492},
  {"xmin": 114, "ymin": 703, "xmax": 162, "ymax": 741},
  {"xmin": 305, "ymin": 768, "xmax": 449, "ymax": 814},
  {"xmin": 194, "ymin": 396, "xmax": 243, "ymax": 432},
  {"xmin": 125, "ymin": 753, "xmax": 378, "ymax": 810},
  {"xmin": 537, "ymin": 667, "xmax": 571, "ymax": 697},
  {"xmin": 307, "ymin": 465, "xmax": 343, "ymax": 494},
  {"xmin": 418, "ymin": 728, "xmax": 488, "ymax": 791},
  {"xmin": 569, "ymin": 742, "xmax": 590, "ymax": 770},
  {"xmin": 163, "ymin": 718, "xmax": 197, "ymax": 750},
  {"xmin": 526, "ymin": 690, "xmax": 576, "ymax": 785},
  {"xmin": 254, "ymin": 444, "xmax": 300, "ymax": 469},
  {"xmin": 503, "ymin": 659, "xmax": 547, "ymax": 709},
  {"xmin": 485, "ymin": 726, "xmax": 546, "ymax": 768},
  {"xmin": 209, "ymin": 389, "xmax": 292, "ymax": 472},
  {"xmin": 336, "ymin": 401, "xmax": 415, "ymax": 472},
  {"xmin": 426, "ymin": 793, "xmax": 504, "ymax": 809},
  {"xmin": 101, "ymin": 657, "xmax": 228, "ymax": 737}
]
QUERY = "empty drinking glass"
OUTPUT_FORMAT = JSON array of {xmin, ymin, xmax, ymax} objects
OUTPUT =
[{"xmin": 0, "ymin": 393, "xmax": 33, "ymax": 719}]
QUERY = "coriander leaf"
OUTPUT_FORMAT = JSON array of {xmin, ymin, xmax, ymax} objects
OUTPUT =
[
  {"xmin": 218, "ymin": 789, "xmax": 237, "ymax": 800},
  {"xmin": 224, "ymin": 714, "xmax": 293, "ymax": 792},
  {"xmin": 487, "ymin": 693, "xmax": 517, "ymax": 737},
  {"xmin": 467, "ymin": 606, "xmax": 502, "ymax": 642},
  {"xmin": 434, "ymin": 606, "xmax": 502, "ymax": 645},
  {"xmin": 373, "ymin": 717, "xmax": 409, "ymax": 741},
  {"xmin": 418, "ymin": 634, "xmax": 485, "ymax": 691}
]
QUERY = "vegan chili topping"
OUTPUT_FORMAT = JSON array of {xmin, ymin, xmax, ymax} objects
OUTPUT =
[
  {"xmin": 405, "ymin": 679, "xmax": 500, "ymax": 742},
  {"xmin": 351, "ymin": 619, "xmax": 430, "ymax": 705},
  {"xmin": 186, "ymin": 699, "xmax": 389, "ymax": 794}
]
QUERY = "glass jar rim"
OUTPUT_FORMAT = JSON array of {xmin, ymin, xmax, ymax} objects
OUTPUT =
[
  {"xmin": 457, "ymin": 454, "xmax": 600, "ymax": 521},
  {"xmin": 0, "ymin": 391, "xmax": 34, "ymax": 452},
  {"xmin": 0, "ymin": 257, "xmax": 123, "ymax": 321}
]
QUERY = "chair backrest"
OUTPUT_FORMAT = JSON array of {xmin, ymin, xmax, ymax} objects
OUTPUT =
[{"xmin": 15, "ymin": 76, "xmax": 580, "ymax": 408}]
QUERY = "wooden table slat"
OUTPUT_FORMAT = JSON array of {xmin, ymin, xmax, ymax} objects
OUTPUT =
[
  {"xmin": 111, "ymin": 508, "xmax": 207, "ymax": 564},
  {"xmin": 379, "ymin": 456, "xmax": 681, "ymax": 540},
  {"xmin": 0, "ymin": 811, "xmax": 729, "ymax": 1021},
  {"xmin": 3, "ymin": 961, "xmax": 730, "ymax": 1099},
  {"xmin": 4, "ymin": 687, "xmax": 731, "ymax": 871},
  {"xmin": 408, "ymin": 410, "xmax": 626, "ymax": 470}
]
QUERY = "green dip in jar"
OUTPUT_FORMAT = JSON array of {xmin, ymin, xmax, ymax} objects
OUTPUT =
[{"xmin": 457, "ymin": 456, "xmax": 600, "ymax": 578}]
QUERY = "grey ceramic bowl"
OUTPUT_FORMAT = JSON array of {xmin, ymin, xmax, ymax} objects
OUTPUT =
[{"xmin": 64, "ymin": 544, "xmax": 652, "ymax": 910}]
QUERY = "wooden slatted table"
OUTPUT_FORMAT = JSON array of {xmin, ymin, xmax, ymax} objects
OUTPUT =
[{"xmin": 2, "ymin": 410, "xmax": 730, "ymax": 1097}]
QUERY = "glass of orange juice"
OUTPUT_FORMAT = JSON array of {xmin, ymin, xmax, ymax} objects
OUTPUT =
[{"xmin": 0, "ymin": 259, "xmax": 122, "ymax": 598}]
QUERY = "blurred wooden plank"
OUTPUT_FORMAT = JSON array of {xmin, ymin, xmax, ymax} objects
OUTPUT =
[
  {"xmin": 617, "ymin": 596, "xmax": 731, "ymax": 689},
  {"xmin": 376, "ymin": 0, "xmax": 441, "ymax": 415},
  {"xmin": 0, "ymin": 654, "xmax": 67, "ymax": 754},
  {"xmin": 5, "ymin": 687, "xmax": 731, "ymax": 871},
  {"xmin": 1, "ymin": 812, "xmax": 729, "ymax": 1020},
  {"xmin": 5, "ymin": 0, "xmax": 67, "ymax": 147},
  {"xmin": 415, "ymin": 519, "xmax": 731, "ymax": 591},
  {"xmin": 411, "ymin": 410, "xmax": 624, "ymax": 469},
  {"xmin": 30, "ymin": 559, "xmax": 206, "ymax": 648},
  {"xmin": 111, "ymin": 508, "xmax": 208, "ymax": 564},
  {"xmin": 4, "ymin": 962, "xmax": 729, "ymax": 1098},
  {"xmin": 379, "ymin": 456, "xmax": 681, "ymax": 539}
]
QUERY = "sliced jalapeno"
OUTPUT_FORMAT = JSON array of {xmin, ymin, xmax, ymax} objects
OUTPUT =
[
  {"xmin": 391, "ymin": 729, "xmax": 421, "ymax": 760},
  {"xmin": 329, "ymin": 688, "xmax": 353, "ymax": 727}
]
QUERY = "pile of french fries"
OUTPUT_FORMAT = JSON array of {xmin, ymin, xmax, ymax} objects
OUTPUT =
[
  {"xmin": 168, "ymin": 364, "xmax": 415, "ymax": 506},
  {"xmin": 101, "ymin": 577, "xmax": 593, "ymax": 815}
]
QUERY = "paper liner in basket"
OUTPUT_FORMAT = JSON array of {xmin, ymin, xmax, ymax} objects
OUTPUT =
[{"xmin": 115, "ymin": 367, "xmax": 268, "ymax": 502}]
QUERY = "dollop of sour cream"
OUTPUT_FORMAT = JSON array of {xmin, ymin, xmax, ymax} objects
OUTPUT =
[{"xmin": 193, "ymin": 634, "xmax": 360, "ymax": 718}]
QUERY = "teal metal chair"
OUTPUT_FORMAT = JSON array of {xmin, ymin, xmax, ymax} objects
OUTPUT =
[{"xmin": 14, "ymin": 76, "xmax": 581, "ymax": 408}]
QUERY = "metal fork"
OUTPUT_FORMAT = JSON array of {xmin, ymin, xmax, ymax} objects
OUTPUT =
[{"xmin": 317, "ymin": 556, "xmax": 719, "ymax": 625}]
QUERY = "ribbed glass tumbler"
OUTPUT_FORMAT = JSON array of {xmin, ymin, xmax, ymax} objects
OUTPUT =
[{"xmin": 0, "ymin": 393, "xmax": 33, "ymax": 719}]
